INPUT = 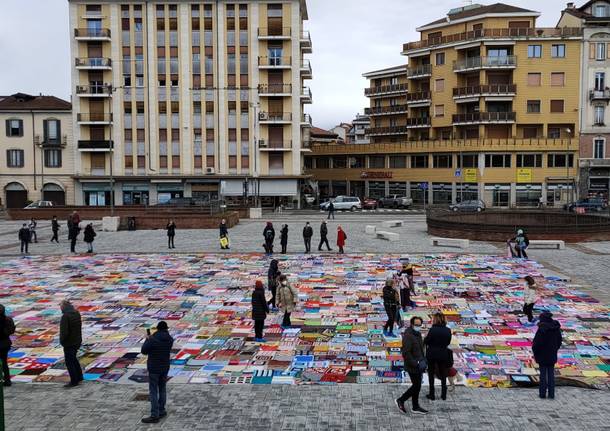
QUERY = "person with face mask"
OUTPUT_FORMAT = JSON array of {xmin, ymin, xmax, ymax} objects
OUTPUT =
[
  {"xmin": 276, "ymin": 274, "xmax": 299, "ymax": 328},
  {"xmin": 396, "ymin": 316, "xmax": 429, "ymax": 415}
]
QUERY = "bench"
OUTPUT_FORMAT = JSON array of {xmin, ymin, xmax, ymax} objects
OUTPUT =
[
  {"xmin": 376, "ymin": 231, "xmax": 400, "ymax": 241},
  {"xmin": 431, "ymin": 237, "xmax": 469, "ymax": 249},
  {"xmin": 365, "ymin": 225, "xmax": 377, "ymax": 235},
  {"xmin": 528, "ymin": 240, "xmax": 565, "ymax": 250},
  {"xmin": 381, "ymin": 220, "xmax": 403, "ymax": 228}
]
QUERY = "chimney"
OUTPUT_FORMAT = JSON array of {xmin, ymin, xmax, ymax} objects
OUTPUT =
[{"xmin": 566, "ymin": 2, "xmax": 575, "ymax": 8}]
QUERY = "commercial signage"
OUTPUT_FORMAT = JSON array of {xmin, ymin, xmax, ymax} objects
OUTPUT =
[
  {"xmin": 516, "ymin": 168, "xmax": 533, "ymax": 183},
  {"xmin": 463, "ymin": 168, "xmax": 477, "ymax": 183},
  {"xmin": 360, "ymin": 171, "xmax": 393, "ymax": 179}
]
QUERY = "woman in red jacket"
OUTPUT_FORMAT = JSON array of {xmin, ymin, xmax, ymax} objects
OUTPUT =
[{"xmin": 336, "ymin": 225, "xmax": 347, "ymax": 254}]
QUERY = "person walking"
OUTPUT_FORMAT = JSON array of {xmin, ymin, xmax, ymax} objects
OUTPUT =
[
  {"xmin": 252, "ymin": 280, "xmax": 269, "ymax": 342},
  {"xmin": 327, "ymin": 200, "xmax": 335, "ymax": 220},
  {"xmin": 532, "ymin": 311, "xmax": 562, "ymax": 399},
  {"xmin": 219, "ymin": 218, "xmax": 230, "ymax": 250},
  {"xmin": 397, "ymin": 259, "xmax": 416, "ymax": 310},
  {"xmin": 317, "ymin": 221, "xmax": 332, "ymax": 251},
  {"xmin": 83, "ymin": 223, "xmax": 96, "ymax": 253},
  {"xmin": 29, "ymin": 218, "xmax": 38, "ymax": 243},
  {"xmin": 59, "ymin": 300, "xmax": 83, "ymax": 388},
  {"xmin": 166, "ymin": 219, "xmax": 176, "ymax": 249},
  {"xmin": 69, "ymin": 220, "xmax": 81, "ymax": 254},
  {"xmin": 277, "ymin": 274, "xmax": 298, "ymax": 328},
  {"xmin": 523, "ymin": 275, "xmax": 539, "ymax": 323},
  {"xmin": 0, "ymin": 304, "xmax": 16, "ymax": 387},
  {"xmin": 396, "ymin": 316, "xmax": 428, "ymax": 415},
  {"xmin": 336, "ymin": 225, "xmax": 347, "ymax": 254},
  {"xmin": 267, "ymin": 259, "xmax": 280, "ymax": 310},
  {"xmin": 18, "ymin": 223, "xmax": 31, "ymax": 255},
  {"xmin": 382, "ymin": 278, "xmax": 399, "ymax": 337},
  {"xmin": 510, "ymin": 229, "xmax": 530, "ymax": 259},
  {"xmin": 263, "ymin": 222, "xmax": 275, "ymax": 255},
  {"xmin": 424, "ymin": 312, "xmax": 452, "ymax": 401},
  {"xmin": 302, "ymin": 222, "xmax": 313, "ymax": 253},
  {"xmin": 280, "ymin": 224, "xmax": 289, "ymax": 254},
  {"xmin": 51, "ymin": 215, "xmax": 60, "ymax": 243},
  {"xmin": 141, "ymin": 321, "xmax": 174, "ymax": 424}
]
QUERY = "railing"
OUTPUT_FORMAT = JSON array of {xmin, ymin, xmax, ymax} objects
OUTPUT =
[
  {"xmin": 260, "ymin": 112, "xmax": 292, "ymax": 121},
  {"xmin": 406, "ymin": 91, "xmax": 432, "ymax": 102},
  {"xmin": 452, "ymin": 111, "xmax": 516, "ymax": 124},
  {"xmin": 258, "ymin": 56, "xmax": 292, "ymax": 67},
  {"xmin": 364, "ymin": 104, "xmax": 409, "ymax": 115},
  {"xmin": 364, "ymin": 83, "xmax": 408, "ymax": 96},
  {"xmin": 300, "ymin": 31, "xmax": 312, "ymax": 44},
  {"xmin": 260, "ymin": 140, "xmax": 293, "ymax": 149},
  {"xmin": 403, "ymin": 27, "xmax": 582, "ymax": 52},
  {"xmin": 367, "ymin": 126, "xmax": 410, "ymax": 135},
  {"xmin": 257, "ymin": 27, "xmax": 291, "ymax": 37},
  {"xmin": 74, "ymin": 28, "xmax": 111, "ymax": 38},
  {"xmin": 75, "ymin": 58, "xmax": 112, "ymax": 68},
  {"xmin": 77, "ymin": 113, "xmax": 113, "ymax": 122},
  {"xmin": 301, "ymin": 86, "xmax": 312, "ymax": 99},
  {"xmin": 406, "ymin": 64, "xmax": 432, "ymax": 78},
  {"xmin": 301, "ymin": 59, "xmax": 312, "ymax": 73},
  {"xmin": 77, "ymin": 140, "xmax": 114, "ymax": 150},
  {"xmin": 258, "ymin": 84, "xmax": 292, "ymax": 94},
  {"xmin": 302, "ymin": 114, "xmax": 313, "ymax": 125},
  {"xmin": 453, "ymin": 84, "xmax": 517, "ymax": 97},
  {"xmin": 76, "ymin": 85, "xmax": 112, "ymax": 95},
  {"xmin": 589, "ymin": 89, "xmax": 610, "ymax": 101},
  {"xmin": 406, "ymin": 117, "xmax": 432, "ymax": 127},
  {"xmin": 453, "ymin": 55, "xmax": 517, "ymax": 71}
]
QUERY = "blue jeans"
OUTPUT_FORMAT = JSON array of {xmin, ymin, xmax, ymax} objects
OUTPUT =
[
  {"xmin": 539, "ymin": 365, "xmax": 555, "ymax": 398},
  {"xmin": 148, "ymin": 372, "xmax": 168, "ymax": 418}
]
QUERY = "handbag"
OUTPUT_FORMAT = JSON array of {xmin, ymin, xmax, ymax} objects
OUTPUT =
[{"xmin": 417, "ymin": 358, "xmax": 428, "ymax": 373}]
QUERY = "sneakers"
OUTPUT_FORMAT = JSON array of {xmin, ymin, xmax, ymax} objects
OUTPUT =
[
  {"xmin": 141, "ymin": 417, "xmax": 160, "ymax": 424},
  {"xmin": 395, "ymin": 399, "xmax": 407, "ymax": 414},
  {"xmin": 426, "ymin": 394, "xmax": 435, "ymax": 401},
  {"xmin": 411, "ymin": 407, "xmax": 429, "ymax": 415}
]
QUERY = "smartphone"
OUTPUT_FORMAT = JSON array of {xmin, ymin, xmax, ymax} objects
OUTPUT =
[{"xmin": 146, "ymin": 328, "xmax": 151, "ymax": 336}]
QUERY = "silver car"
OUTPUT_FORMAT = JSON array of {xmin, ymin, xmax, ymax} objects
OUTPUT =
[
  {"xmin": 449, "ymin": 199, "xmax": 486, "ymax": 212},
  {"xmin": 320, "ymin": 196, "xmax": 362, "ymax": 212}
]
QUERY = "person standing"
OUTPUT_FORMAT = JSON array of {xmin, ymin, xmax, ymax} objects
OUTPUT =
[
  {"xmin": 166, "ymin": 219, "xmax": 176, "ymax": 249},
  {"xmin": 523, "ymin": 275, "xmax": 538, "ymax": 323},
  {"xmin": 18, "ymin": 223, "xmax": 31, "ymax": 255},
  {"xmin": 59, "ymin": 300, "xmax": 83, "ymax": 388},
  {"xmin": 267, "ymin": 259, "xmax": 280, "ymax": 310},
  {"xmin": 382, "ymin": 278, "xmax": 399, "ymax": 337},
  {"xmin": 424, "ymin": 312, "xmax": 452, "ymax": 401},
  {"xmin": 252, "ymin": 280, "xmax": 269, "ymax": 342},
  {"xmin": 277, "ymin": 274, "xmax": 298, "ymax": 328},
  {"xmin": 141, "ymin": 321, "xmax": 174, "ymax": 424},
  {"xmin": 510, "ymin": 229, "xmax": 530, "ymax": 259},
  {"xmin": 396, "ymin": 316, "xmax": 428, "ymax": 415},
  {"xmin": 317, "ymin": 221, "xmax": 332, "ymax": 251},
  {"xmin": 532, "ymin": 311, "xmax": 562, "ymax": 399},
  {"xmin": 219, "ymin": 219, "xmax": 229, "ymax": 250},
  {"xmin": 302, "ymin": 222, "xmax": 313, "ymax": 253},
  {"xmin": 397, "ymin": 260, "xmax": 416, "ymax": 310},
  {"xmin": 327, "ymin": 200, "xmax": 335, "ymax": 220},
  {"xmin": 69, "ymin": 220, "xmax": 80, "ymax": 254},
  {"xmin": 0, "ymin": 304, "xmax": 16, "ymax": 387},
  {"xmin": 29, "ymin": 218, "xmax": 38, "ymax": 243},
  {"xmin": 51, "ymin": 215, "xmax": 60, "ymax": 243},
  {"xmin": 336, "ymin": 225, "xmax": 347, "ymax": 254},
  {"xmin": 263, "ymin": 222, "xmax": 275, "ymax": 255},
  {"xmin": 280, "ymin": 224, "xmax": 289, "ymax": 254},
  {"xmin": 83, "ymin": 223, "xmax": 96, "ymax": 253}
]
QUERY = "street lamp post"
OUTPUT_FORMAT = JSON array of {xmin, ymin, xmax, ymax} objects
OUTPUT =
[
  {"xmin": 250, "ymin": 102, "xmax": 261, "ymax": 208},
  {"xmin": 566, "ymin": 128, "xmax": 572, "ymax": 205}
]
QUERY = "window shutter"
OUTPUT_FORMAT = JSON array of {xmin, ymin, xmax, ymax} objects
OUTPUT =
[
  {"xmin": 590, "ymin": 43, "xmax": 596, "ymax": 59},
  {"xmin": 18, "ymin": 120, "xmax": 23, "ymax": 136},
  {"xmin": 607, "ymin": 43, "xmax": 610, "ymax": 59},
  {"xmin": 5, "ymin": 120, "xmax": 9, "ymax": 137},
  {"xmin": 43, "ymin": 120, "xmax": 48, "ymax": 144},
  {"xmin": 56, "ymin": 121, "xmax": 61, "ymax": 145}
]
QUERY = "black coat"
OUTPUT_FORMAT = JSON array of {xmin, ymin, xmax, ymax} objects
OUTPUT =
[
  {"xmin": 68, "ymin": 225, "xmax": 80, "ymax": 240},
  {"xmin": 60, "ymin": 309, "xmax": 82, "ymax": 348},
  {"xmin": 532, "ymin": 314, "xmax": 562, "ymax": 366},
  {"xmin": 303, "ymin": 225, "xmax": 313, "ymax": 239},
  {"xmin": 18, "ymin": 227, "xmax": 31, "ymax": 242},
  {"xmin": 263, "ymin": 226, "xmax": 275, "ymax": 242},
  {"xmin": 402, "ymin": 327, "xmax": 425, "ymax": 373},
  {"xmin": 251, "ymin": 286, "xmax": 269, "ymax": 320},
  {"xmin": 320, "ymin": 223, "xmax": 328, "ymax": 238},
  {"xmin": 166, "ymin": 222, "xmax": 176, "ymax": 237},
  {"xmin": 424, "ymin": 324, "xmax": 452, "ymax": 362},
  {"xmin": 382, "ymin": 285, "xmax": 399, "ymax": 307},
  {"xmin": 328, "ymin": 202, "xmax": 335, "ymax": 212},
  {"xmin": 141, "ymin": 329, "xmax": 174, "ymax": 374},
  {"xmin": 219, "ymin": 223, "xmax": 228, "ymax": 238},
  {"xmin": 52, "ymin": 219, "xmax": 59, "ymax": 232},
  {"xmin": 0, "ymin": 315, "xmax": 15, "ymax": 349},
  {"xmin": 280, "ymin": 227, "xmax": 288, "ymax": 245},
  {"xmin": 83, "ymin": 226, "xmax": 96, "ymax": 243}
]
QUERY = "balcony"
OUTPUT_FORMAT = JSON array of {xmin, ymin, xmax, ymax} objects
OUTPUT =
[
  {"xmin": 300, "ymin": 31, "xmax": 312, "ymax": 53},
  {"xmin": 453, "ymin": 56, "xmax": 517, "ymax": 72},
  {"xmin": 301, "ymin": 86, "xmax": 312, "ymax": 103},
  {"xmin": 258, "ymin": 83, "xmax": 292, "ymax": 96},
  {"xmin": 364, "ymin": 104, "xmax": 409, "ymax": 116},
  {"xmin": 452, "ymin": 111, "xmax": 516, "ymax": 125},
  {"xmin": 403, "ymin": 27, "xmax": 582, "ymax": 53},
  {"xmin": 589, "ymin": 89, "xmax": 610, "ymax": 102},
  {"xmin": 364, "ymin": 83, "xmax": 408, "ymax": 97},
  {"xmin": 580, "ymin": 158, "xmax": 610, "ymax": 168},
  {"xmin": 257, "ymin": 27, "xmax": 291, "ymax": 40},
  {"xmin": 76, "ymin": 84, "xmax": 112, "ymax": 97},
  {"xmin": 259, "ymin": 112, "xmax": 292, "ymax": 124},
  {"xmin": 75, "ymin": 58, "xmax": 112, "ymax": 70},
  {"xmin": 258, "ymin": 56, "xmax": 292, "ymax": 69},
  {"xmin": 406, "ymin": 64, "xmax": 432, "ymax": 79},
  {"xmin": 74, "ymin": 28, "xmax": 111, "ymax": 41},
  {"xmin": 453, "ymin": 84, "xmax": 517, "ymax": 100},
  {"xmin": 300, "ymin": 59, "xmax": 312, "ymax": 78},
  {"xmin": 259, "ymin": 140, "xmax": 293, "ymax": 151},
  {"xmin": 405, "ymin": 117, "xmax": 431, "ymax": 128},
  {"xmin": 77, "ymin": 140, "xmax": 113, "ymax": 152},
  {"xmin": 367, "ymin": 126, "xmax": 409, "ymax": 136},
  {"xmin": 301, "ymin": 114, "xmax": 313, "ymax": 127},
  {"xmin": 77, "ymin": 113, "xmax": 113, "ymax": 125},
  {"xmin": 406, "ymin": 91, "xmax": 432, "ymax": 105}
]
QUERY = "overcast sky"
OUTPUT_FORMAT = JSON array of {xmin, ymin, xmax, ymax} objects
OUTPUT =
[{"xmin": 0, "ymin": 0, "xmax": 566, "ymax": 129}]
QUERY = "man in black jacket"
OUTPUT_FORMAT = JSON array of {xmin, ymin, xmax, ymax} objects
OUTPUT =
[
  {"xmin": 141, "ymin": 321, "xmax": 174, "ymax": 424},
  {"xmin": 51, "ymin": 216, "xmax": 60, "ymax": 243},
  {"xmin": 302, "ymin": 222, "xmax": 313, "ymax": 253},
  {"xmin": 532, "ymin": 311, "xmax": 562, "ymax": 399},
  {"xmin": 59, "ymin": 300, "xmax": 83, "ymax": 387},
  {"xmin": 396, "ymin": 316, "xmax": 429, "ymax": 415},
  {"xmin": 263, "ymin": 222, "xmax": 275, "ymax": 255},
  {"xmin": 18, "ymin": 223, "xmax": 31, "ymax": 254},
  {"xmin": 317, "ymin": 221, "xmax": 332, "ymax": 251}
]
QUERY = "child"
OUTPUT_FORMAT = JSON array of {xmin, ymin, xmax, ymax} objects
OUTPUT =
[
  {"xmin": 83, "ymin": 223, "xmax": 96, "ymax": 253},
  {"xmin": 523, "ymin": 275, "xmax": 538, "ymax": 323},
  {"xmin": 252, "ymin": 280, "xmax": 269, "ymax": 342}
]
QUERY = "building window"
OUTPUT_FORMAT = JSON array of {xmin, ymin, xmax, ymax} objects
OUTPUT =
[
  {"xmin": 517, "ymin": 153, "xmax": 542, "ymax": 168},
  {"xmin": 528, "ymin": 45, "xmax": 542, "ymax": 58},
  {"xmin": 595, "ymin": 4, "xmax": 609, "ymax": 17},
  {"xmin": 433, "ymin": 154, "xmax": 452, "ymax": 168},
  {"xmin": 547, "ymin": 153, "xmax": 574, "ymax": 168},
  {"xmin": 527, "ymin": 73, "xmax": 541, "ymax": 86},
  {"xmin": 595, "ymin": 105, "xmax": 605, "ymax": 125},
  {"xmin": 44, "ymin": 119, "xmax": 61, "ymax": 144},
  {"xmin": 550, "ymin": 100, "xmax": 564, "ymax": 113},
  {"xmin": 389, "ymin": 155, "xmax": 407, "ymax": 169},
  {"xmin": 267, "ymin": 4, "xmax": 282, "ymax": 17},
  {"xmin": 551, "ymin": 44, "xmax": 565, "ymax": 58},
  {"xmin": 457, "ymin": 154, "xmax": 478, "ymax": 168},
  {"xmin": 44, "ymin": 149, "xmax": 62, "ymax": 168},
  {"xmin": 594, "ymin": 138, "xmax": 605, "ymax": 158},
  {"xmin": 485, "ymin": 154, "xmax": 511, "ymax": 168},
  {"xmin": 6, "ymin": 149, "xmax": 24, "ymax": 167},
  {"xmin": 550, "ymin": 72, "xmax": 565, "ymax": 87},
  {"xmin": 368, "ymin": 155, "xmax": 385, "ymax": 168},
  {"xmin": 5, "ymin": 119, "xmax": 23, "ymax": 137},
  {"xmin": 597, "ymin": 42, "xmax": 606, "ymax": 60},
  {"xmin": 527, "ymin": 100, "xmax": 541, "ymax": 113},
  {"xmin": 548, "ymin": 127, "xmax": 561, "ymax": 139},
  {"xmin": 595, "ymin": 72, "xmax": 606, "ymax": 90},
  {"xmin": 434, "ymin": 104, "xmax": 444, "ymax": 117},
  {"xmin": 435, "ymin": 79, "xmax": 445, "ymax": 92},
  {"xmin": 436, "ymin": 52, "xmax": 445, "ymax": 65},
  {"xmin": 411, "ymin": 154, "xmax": 428, "ymax": 168}
]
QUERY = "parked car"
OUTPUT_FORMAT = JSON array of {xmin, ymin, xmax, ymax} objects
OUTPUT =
[
  {"xmin": 319, "ymin": 196, "xmax": 362, "ymax": 212},
  {"xmin": 449, "ymin": 199, "xmax": 486, "ymax": 212},
  {"xmin": 24, "ymin": 200, "xmax": 55, "ymax": 209},
  {"xmin": 377, "ymin": 195, "xmax": 413, "ymax": 209},
  {"xmin": 362, "ymin": 197, "xmax": 378, "ymax": 210},
  {"xmin": 564, "ymin": 198, "xmax": 608, "ymax": 212}
]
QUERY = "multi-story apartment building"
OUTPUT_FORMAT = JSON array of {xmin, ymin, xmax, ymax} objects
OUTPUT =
[
  {"xmin": 560, "ymin": 1, "xmax": 610, "ymax": 199},
  {"xmin": 68, "ymin": 0, "xmax": 311, "ymax": 207},
  {"xmin": 307, "ymin": 3, "xmax": 583, "ymax": 208},
  {"xmin": 347, "ymin": 114, "xmax": 370, "ymax": 145},
  {"xmin": 0, "ymin": 93, "xmax": 74, "ymax": 208}
]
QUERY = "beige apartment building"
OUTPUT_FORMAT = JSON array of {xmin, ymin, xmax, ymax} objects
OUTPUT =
[
  {"xmin": 69, "ymin": 0, "xmax": 312, "ymax": 207},
  {"xmin": 0, "ymin": 93, "xmax": 74, "ymax": 208}
]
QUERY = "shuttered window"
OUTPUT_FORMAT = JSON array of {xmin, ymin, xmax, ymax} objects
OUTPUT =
[
  {"xmin": 550, "ymin": 100, "xmax": 564, "ymax": 113},
  {"xmin": 527, "ymin": 73, "xmax": 541, "ymax": 86},
  {"xmin": 550, "ymin": 72, "xmax": 565, "ymax": 87}
]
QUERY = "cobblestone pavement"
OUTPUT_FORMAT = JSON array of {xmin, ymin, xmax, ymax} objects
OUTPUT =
[{"xmin": 1, "ymin": 213, "xmax": 609, "ymax": 430}]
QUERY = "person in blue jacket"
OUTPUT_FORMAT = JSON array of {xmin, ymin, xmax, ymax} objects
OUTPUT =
[{"xmin": 532, "ymin": 311, "xmax": 562, "ymax": 399}]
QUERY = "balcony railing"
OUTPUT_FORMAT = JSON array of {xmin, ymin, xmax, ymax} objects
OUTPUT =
[
  {"xmin": 257, "ymin": 27, "xmax": 291, "ymax": 38},
  {"xmin": 453, "ymin": 56, "xmax": 517, "ymax": 72},
  {"xmin": 258, "ymin": 56, "xmax": 292, "ymax": 67},
  {"xmin": 77, "ymin": 140, "xmax": 114, "ymax": 151},
  {"xmin": 403, "ymin": 27, "xmax": 582, "ymax": 52},
  {"xmin": 301, "ymin": 59, "xmax": 312, "ymax": 76},
  {"xmin": 364, "ymin": 83, "xmax": 408, "ymax": 97},
  {"xmin": 301, "ymin": 86, "xmax": 312, "ymax": 100},
  {"xmin": 258, "ymin": 83, "xmax": 292, "ymax": 94},
  {"xmin": 76, "ymin": 85, "xmax": 112, "ymax": 96},
  {"xmin": 453, "ymin": 84, "xmax": 517, "ymax": 98},
  {"xmin": 406, "ymin": 64, "xmax": 432, "ymax": 78},
  {"xmin": 302, "ymin": 114, "xmax": 313, "ymax": 125},
  {"xmin": 364, "ymin": 104, "xmax": 409, "ymax": 115},
  {"xmin": 74, "ymin": 28, "xmax": 111, "ymax": 39},
  {"xmin": 259, "ymin": 140, "xmax": 293, "ymax": 150},
  {"xmin": 259, "ymin": 112, "xmax": 292, "ymax": 122},
  {"xmin": 75, "ymin": 58, "xmax": 112, "ymax": 68},
  {"xmin": 367, "ymin": 126, "xmax": 409, "ymax": 136},
  {"xmin": 77, "ymin": 113, "xmax": 113, "ymax": 123},
  {"xmin": 452, "ymin": 111, "xmax": 516, "ymax": 124},
  {"xmin": 300, "ymin": 31, "xmax": 312, "ymax": 50},
  {"xmin": 406, "ymin": 91, "xmax": 432, "ymax": 103},
  {"xmin": 589, "ymin": 89, "xmax": 610, "ymax": 101}
]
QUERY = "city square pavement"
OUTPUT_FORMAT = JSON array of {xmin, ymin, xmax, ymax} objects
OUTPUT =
[{"xmin": 1, "ymin": 212, "xmax": 609, "ymax": 430}]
